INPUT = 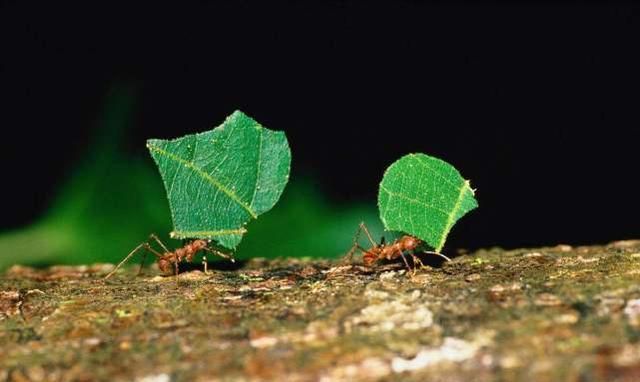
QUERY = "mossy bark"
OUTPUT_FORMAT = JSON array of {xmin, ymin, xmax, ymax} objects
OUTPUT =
[{"xmin": 2, "ymin": 241, "xmax": 640, "ymax": 381}]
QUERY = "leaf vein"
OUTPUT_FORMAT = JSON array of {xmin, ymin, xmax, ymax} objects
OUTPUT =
[
  {"xmin": 148, "ymin": 144, "xmax": 258, "ymax": 218},
  {"xmin": 171, "ymin": 228, "xmax": 248, "ymax": 239},
  {"xmin": 379, "ymin": 184, "xmax": 450, "ymax": 217},
  {"xmin": 435, "ymin": 181, "xmax": 469, "ymax": 252},
  {"xmin": 250, "ymin": 126, "xmax": 263, "ymax": 208},
  {"xmin": 412, "ymin": 155, "xmax": 459, "ymax": 190}
]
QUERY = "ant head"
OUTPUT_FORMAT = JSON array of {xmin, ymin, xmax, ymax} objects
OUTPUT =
[
  {"xmin": 363, "ymin": 250, "xmax": 378, "ymax": 266},
  {"xmin": 192, "ymin": 239, "xmax": 211, "ymax": 249},
  {"xmin": 158, "ymin": 258, "xmax": 173, "ymax": 274},
  {"xmin": 403, "ymin": 236, "xmax": 420, "ymax": 250}
]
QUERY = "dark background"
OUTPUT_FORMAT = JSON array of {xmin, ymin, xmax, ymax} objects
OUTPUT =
[{"xmin": 2, "ymin": 1, "xmax": 639, "ymax": 252}]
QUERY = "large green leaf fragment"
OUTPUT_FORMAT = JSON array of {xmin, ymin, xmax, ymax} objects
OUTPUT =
[
  {"xmin": 378, "ymin": 153, "xmax": 478, "ymax": 252},
  {"xmin": 147, "ymin": 110, "xmax": 291, "ymax": 249}
]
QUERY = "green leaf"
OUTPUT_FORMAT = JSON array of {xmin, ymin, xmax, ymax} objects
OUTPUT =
[
  {"xmin": 147, "ymin": 110, "xmax": 291, "ymax": 249},
  {"xmin": 378, "ymin": 153, "xmax": 478, "ymax": 252}
]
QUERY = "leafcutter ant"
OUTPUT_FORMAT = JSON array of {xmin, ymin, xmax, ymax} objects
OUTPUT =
[
  {"xmin": 104, "ymin": 234, "xmax": 234, "ymax": 280},
  {"xmin": 345, "ymin": 222, "xmax": 451, "ymax": 273}
]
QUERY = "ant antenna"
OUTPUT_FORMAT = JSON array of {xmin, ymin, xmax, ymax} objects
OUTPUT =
[
  {"xmin": 423, "ymin": 251, "xmax": 452, "ymax": 262},
  {"xmin": 203, "ymin": 247, "xmax": 236, "ymax": 263}
]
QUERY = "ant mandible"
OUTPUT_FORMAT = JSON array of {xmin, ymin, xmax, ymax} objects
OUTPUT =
[
  {"xmin": 345, "ymin": 222, "xmax": 451, "ymax": 273},
  {"xmin": 104, "ymin": 234, "xmax": 234, "ymax": 280}
]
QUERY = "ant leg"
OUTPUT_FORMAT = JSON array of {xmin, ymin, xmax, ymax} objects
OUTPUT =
[
  {"xmin": 398, "ymin": 252, "xmax": 412, "ymax": 273},
  {"xmin": 137, "ymin": 250, "xmax": 148, "ymax": 276},
  {"xmin": 203, "ymin": 247, "xmax": 236, "ymax": 263},
  {"xmin": 344, "ymin": 222, "xmax": 378, "ymax": 262},
  {"xmin": 105, "ymin": 242, "xmax": 161, "ymax": 280},
  {"xmin": 409, "ymin": 252, "xmax": 426, "ymax": 275},
  {"xmin": 174, "ymin": 258, "xmax": 180, "ymax": 286},
  {"xmin": 343, "ymin": 244, "xmax": 369, "ymax": 265},
  {"xmin": 344, "ymin": 244, "xmax": 358, "ymax": 263},
  {"xmin": 149, "ymin": 233, "xmax": 170, "ymax": 253},
  {"xmin": 137, "ymin": 244, "xmax": 163, "ymax": 276},
  {"xmin": 358, "ymin": 222, "xmax": 378, "ymax": 247}
]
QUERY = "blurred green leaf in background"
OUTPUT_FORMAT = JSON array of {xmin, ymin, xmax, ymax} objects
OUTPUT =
[
  {"xmin": 0, "ymin": 86, "xmax": 172, "ymax": 269},
  {"xmin": 0, "ymin": 85, "xmax": 381, "ymax": 270}
]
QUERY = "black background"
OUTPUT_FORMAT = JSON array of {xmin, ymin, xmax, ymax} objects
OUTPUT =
[{"xmin": 2, "ymin": 1, "xmax": 638, "ymax": 250}]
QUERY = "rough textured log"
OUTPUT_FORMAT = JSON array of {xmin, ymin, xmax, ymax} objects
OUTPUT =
[{"xmin": 2, "ymin": 241, "xmax": 640, "ymax": 381}]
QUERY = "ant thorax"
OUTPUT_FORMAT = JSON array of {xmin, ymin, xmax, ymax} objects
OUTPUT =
[
  {"xmin": 104, "ymin": 236, "xmax": 233, "ymax": 280},
  {"xmin": 346, "ymin": 223, "xmax": 451, "ymax": 272}
]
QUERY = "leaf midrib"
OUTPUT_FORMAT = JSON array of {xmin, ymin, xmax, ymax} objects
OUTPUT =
[
  {"xmin": 435, "ymin": 180, "xmax": 469, "ymax": 252},
  {"xmin": 249, "ymin": 127, "xmax": 263, "ymax": 209},
  {"xmin": 170, "ymin": 228, "xmax": 248, "ymax": 239},
  {"xmin": 147, "ymin": 143, "xmax": 258, "ymax": 218},
  {"xmin": 379, "ymin": 184, "xmax": 450, "ymax": 217}
]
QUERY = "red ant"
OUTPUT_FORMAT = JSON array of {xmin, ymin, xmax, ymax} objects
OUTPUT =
[
  {"xmin": 345, "ymin": 223, "xmax": 451, "ymax": 273},
  {"xmin": 104, "ymin": 234, "xmax": 234, "ymax": 280}
]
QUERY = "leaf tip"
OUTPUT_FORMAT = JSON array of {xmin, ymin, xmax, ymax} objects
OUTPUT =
[
  {"xmin": 146, "ymin": 139, "xmax": 162, "ymax": 151},
  {"xmin": 464, "ymin": 180, "xmax": 479, "ymax": 200},
  {"xmin": 230, "ymin": 109, "xmax": 247, "ymax": 118}
]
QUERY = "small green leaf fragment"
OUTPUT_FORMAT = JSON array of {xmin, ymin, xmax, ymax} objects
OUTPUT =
[
  {"xmin": 378, "ymin": 153, "xmax": 478, "ymax": 252},
  {"xmin": 147, "ymin": 110, "xmax": 291, "ymax": 249}
]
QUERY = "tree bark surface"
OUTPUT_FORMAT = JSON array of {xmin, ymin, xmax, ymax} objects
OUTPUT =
[{"xmin": 2, "ymin": 241, "xmax": 640, "ymax": 381}]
